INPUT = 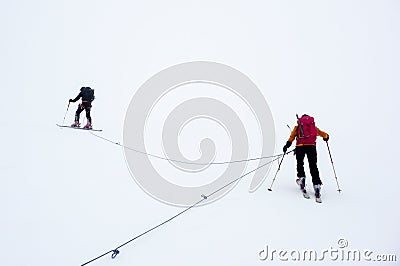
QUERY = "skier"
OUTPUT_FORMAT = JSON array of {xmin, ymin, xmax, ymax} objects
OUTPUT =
[
  {"xmin": 283, "ymin": 114, "xmax": 329, "ymax": 203},
  {"xmin": 69, "ymin": 87, "xmax": 95, "ymax": 129}
]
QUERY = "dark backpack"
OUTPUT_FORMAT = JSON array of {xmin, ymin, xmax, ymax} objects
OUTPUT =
[
  {"xmin": 297, "ymin": 114, "xmax": 317, "ymax": 144},
  {"xmin": 81, "ymin": 87, "xmax": 95, "ymax": 101}
]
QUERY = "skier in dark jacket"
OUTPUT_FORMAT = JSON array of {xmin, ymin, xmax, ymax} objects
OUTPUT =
[
  {"xmin": 283, "ymin": 114, "xmax": 329, "ymax": 203},
  {"xmin": 69, "ymin": 87, "xmax": 95, "ymax": 129}
]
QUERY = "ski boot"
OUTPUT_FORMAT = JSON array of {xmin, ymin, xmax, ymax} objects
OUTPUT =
[
  {"xmin": 296, "ymin": 177, "xmax": 310, "ymax": 199},
  {"xmin": 314, "ymin": 184, "xmax": 322, "ymax": 203},
  {"xmin": 71, "ymin": 121, "xmax": 80, "ymax": 127},
  {"xmin": 83, "ymin": 122, "xmax": 92, "ymax": 129}
]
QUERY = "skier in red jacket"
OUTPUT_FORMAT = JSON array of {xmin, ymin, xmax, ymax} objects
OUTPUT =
[{"xmin": 283, "ymin": 114, "xmax": 329, "ymax": 203}]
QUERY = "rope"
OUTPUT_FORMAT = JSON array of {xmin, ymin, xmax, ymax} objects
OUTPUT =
[
  {"xmin": 89, "ymin": 131, "xmax": 283, "ymax": 165},
  {"xmin": 80, "ymin": 153, "xmax": 285, "ymax": 266}
]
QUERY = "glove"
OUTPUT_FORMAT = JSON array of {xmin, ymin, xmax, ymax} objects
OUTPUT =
[
  {"xmin": 323, "ymin": 135, "xmax": 329, "ymax": 142},
  {"xmin": 283, "ymin": 141, "xmax": 292, "ymax": 153}
]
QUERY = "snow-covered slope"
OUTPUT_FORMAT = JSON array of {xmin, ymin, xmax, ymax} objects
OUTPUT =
[{"xmin": 1, "ymin": 1, "xmax": 399, "ymax": 265}]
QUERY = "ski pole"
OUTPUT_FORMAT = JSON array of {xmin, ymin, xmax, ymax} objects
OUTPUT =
[
  {"xmin": 296, "ymin": 114, "xmax": 304, "ymax": 137},
  {"xmin": 326, "ymin": 141, "xmax": 342, "ymax": 193},
  {"xmin": 268, "ymin": 152, "xmax": 286, "ymax": 191},
  {"xmin": 276, "ymin": 125, "xmax": 291, "ymax": 168},
  {"xmin": 62, "ymin": 102, "xmax": 70, "ymax": 126}
]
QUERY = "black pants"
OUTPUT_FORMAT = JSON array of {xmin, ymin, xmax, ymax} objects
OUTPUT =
[
  {"xmin": 296, "ymin": 145, "xmax": 322, "ymax": 185},
  {"xmin": 75, "ymin": 102, "xmax": 92, "ymax": 123}
]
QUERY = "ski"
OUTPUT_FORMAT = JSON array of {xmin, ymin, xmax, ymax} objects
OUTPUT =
[
  {"xmin": 302, "ymin": 191, "xmax": 310, "ymax": 199},
  {"xmin": 56, "ymin": 124, "xmax": 103, "ymax": 132},
  {"xmin": 296, "ymin": 178, "xmax": 310, "ymax": 199},
  {"xmin": 314, "ymin": 185, "xmax": 322, "ymax": 203}
]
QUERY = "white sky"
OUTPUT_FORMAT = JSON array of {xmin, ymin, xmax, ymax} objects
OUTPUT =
[{"xmin": 1, "ymin": 1, "xmax": 399, "ymax": 265}]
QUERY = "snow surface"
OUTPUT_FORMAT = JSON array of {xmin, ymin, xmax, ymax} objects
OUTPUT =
[{"xmin": 1, "ymin": 1, "xmax": 399, "ymax": 265}]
